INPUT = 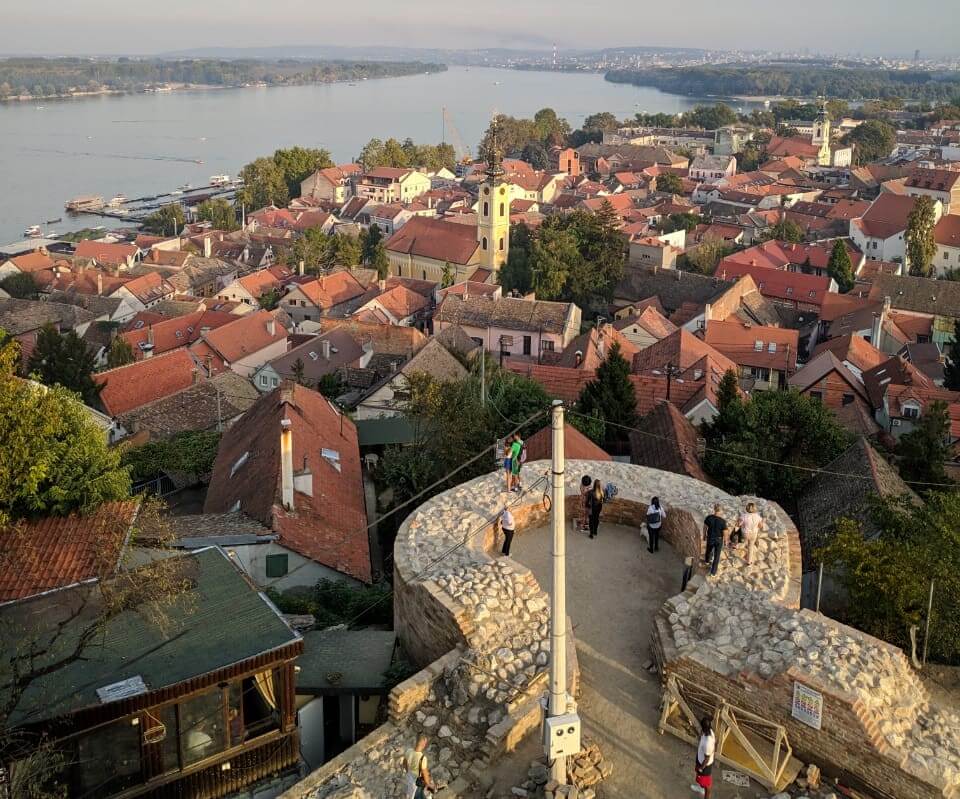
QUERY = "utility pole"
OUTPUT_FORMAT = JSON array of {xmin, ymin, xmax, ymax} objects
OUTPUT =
[
  {"xmin": 547, "ymin": 399, "xmax": 571, "ymax": 785},
  {"xmin": 480, "ymin": 349, "xmax": 486, "ymax": 405},
  {"xmin": 922, "ymin": 580, "xmax": 935, "ymax": 667},
  {"xmin": 216, "ymin": 384, "xmax": 223, "ymax": 433}
]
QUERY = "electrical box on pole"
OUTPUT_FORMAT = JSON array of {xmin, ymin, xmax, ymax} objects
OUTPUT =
[{"xmin": 544, "ymin": 714, "xmax": 582, "ymax": 759}]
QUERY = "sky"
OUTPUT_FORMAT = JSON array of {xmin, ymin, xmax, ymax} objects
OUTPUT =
[{"xmin": 3, "ymin": 0, "xmax": 958, "ymax": 58}]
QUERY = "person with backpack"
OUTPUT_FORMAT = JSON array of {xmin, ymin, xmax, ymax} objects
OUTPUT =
[
  {"xmin": 646, "ymin": 496, "xmax": 665, "ymax": 553},
  {"xmin": 502, "ymin": 434, "xmax": 515, "ymax": 492},
  {"xmin": 510, "ymin": 434, "xmax": 525, "ymax": 492},
  {"xmin": 404, "ymin": 735, "xmax": 435, "ymax": 799},
  {"xmin": 702, "ymin": 504, "xmax": 728, "ymax": 577},
  {"xmin": 586, "ymin": 479, "xmax": 604, "ymax": 539}
]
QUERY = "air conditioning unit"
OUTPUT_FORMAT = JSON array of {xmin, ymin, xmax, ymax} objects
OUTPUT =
[{"xmin": 891, "ymin": 419, "xmax": 902, "ymax": 427}]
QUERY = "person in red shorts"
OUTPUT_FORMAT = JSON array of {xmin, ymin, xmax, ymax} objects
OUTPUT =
[{"xmin": 692, "ymin": 716, "xmax": 715, "ymax": 797}]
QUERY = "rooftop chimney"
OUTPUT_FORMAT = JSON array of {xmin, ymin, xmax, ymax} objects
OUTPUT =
[
  {"xmin": 96, "ymin": 272, "xmax": 103, "ymax": 296},
  {"xmin": 298, "ymin": 259, "xmax": 305, "ymax": 277},
  {"xmin": 267, "ymin": 318, "xmax": 277, "ymax": 336},
  {"xmin": 203, "ymin": 236, "xmax": 212, "ymax": 258},
  {"xmin": 321, "ymin": 339, "xmax": 331, "ymax": 359},
  {"xmin": 147, "ymin": 324, "xmax": 154, "ymax": 346},
  {"xmin": 280, "ymin": 418, "xmax": 294, "ymax": 510},
  {"xmin": 378, "ymin": 278, "xmax": 386, "ymax": 293}
]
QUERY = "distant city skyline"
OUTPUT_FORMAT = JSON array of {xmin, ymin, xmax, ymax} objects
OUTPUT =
[{"xmin": 3, "ymin": 0, "xmax": 959, "ymax": 59}]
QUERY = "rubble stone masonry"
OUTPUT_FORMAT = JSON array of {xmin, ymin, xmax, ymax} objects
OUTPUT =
[{"xmin": 280, "ymin": 461, "xmax": 959, "ymax": 799}]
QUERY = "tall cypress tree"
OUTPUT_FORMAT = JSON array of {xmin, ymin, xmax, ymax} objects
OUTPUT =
[
  {"xmin": 827, "ymin": 239, "xmax": 855, "ymax": 293},
  {"xmin": 944, "ymin": 321, "xmax": 960, "ymax": 391},
  {"xmin": 577, "ymin": 341, "xmax": 637, "ymax": 448}
]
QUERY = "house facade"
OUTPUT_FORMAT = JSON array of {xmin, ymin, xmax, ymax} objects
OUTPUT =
[{"xmin": 355, "ymin": 168, "xmax": 430, "ymax": 204}]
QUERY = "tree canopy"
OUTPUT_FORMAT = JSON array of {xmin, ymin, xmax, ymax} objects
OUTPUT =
[
  {"xmin": 358, "ymin": 137, "xmax": 456, "ymax": 171},
  {"xmin": 236, "ymin": 146, "xmax": 333, "ymax": 209},
  {"xmin": 843, "ymin": 119, "xmax": 896, "ymax": 165},
  {"xmin": 827, "ymin": 239, "xmax": 856, "ymax": 293},
  {"xmin": 142, "ymin": 202, "xmax": 185, "ymax": 236},
  {"xmin": 702, "ymin": 387, "xmax": 853, "ymax": 508},
  {"xmin": 906, "ymin": 195, "xmax": 938, "ymax": 277},
  {"xmin": 576, "ymin": 341, "xmax": 637, "ymax": 450},
  {"xmin": 944, "ymin": 321, "xmax": 960, "ymax": 391},
  {"xmin": 895, "ymin": 400, "xmax": 954, "ymax": 491},
  {"xmin": 0, "ymin": 339, "xmax": 129, "ymax": 525},
  {"xmin": 655, "ymin": 173, "xmax": 683, "ymax": 194},
  {"xmin": 26, "ymin": 324, "xmax": 100, "ymax": 406},
  {"xmin": 195, "ymin": 197, "xmax": 239, "ymax": 231},
  {"xmin": 478, "ymin": 109, "xmax": 570, "ymax": 160},
  {"xmin": 0, "ymin": 272, "xmax": 39, "ymax": 300}
]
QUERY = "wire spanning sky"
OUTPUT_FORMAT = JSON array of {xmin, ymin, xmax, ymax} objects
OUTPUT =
[{"xmin": 3, "ymin": 0, "xmax": 957, "ymax": 58}]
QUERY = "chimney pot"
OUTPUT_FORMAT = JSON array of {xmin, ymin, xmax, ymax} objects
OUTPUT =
[
  {"xmin": 321, "ymin": 339, "xmax": 331, "ymax": 359},
  {"xmin": 280, "ymin": 418, "xmax": 294, "ymax": 510}
]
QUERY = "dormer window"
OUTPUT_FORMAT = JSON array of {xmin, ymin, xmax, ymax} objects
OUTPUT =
[{"xmin": 902, "ymin": 402, "xmax": 921, "ymax": 419}]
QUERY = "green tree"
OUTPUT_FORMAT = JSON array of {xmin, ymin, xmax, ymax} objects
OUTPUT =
[
  {"xmin": 685, "ymin": 103, "xmax": 738, "ymax": 130},
  {"xmin": 906, "ymin": 195, "xmax": 938, "ymax": 277},
  {"xmin": 944, "ymin": 321, "xmax": 960, "ymax": 391},
  {"xmin": 328, "ymin": 233, "xmax": 361, "ymax": 269},
  {"xmin": 581, "ymin": 112, "xmax": 620, "ymax": 133},
  {"xmin": 530, "ymin": 224, "xmax": 579, "ymax": 300},
  {"xmin": 843, "ymin": 119, "xmax": 896, "ymax": 165},
  {"xmin": 736, "ymin": 142, "xmax": 764, "ymax": 172},
  {"xmin": 820, "ymin": 492, "xmax": 960, "ymax": 662},
  {"xmin": 142, "ymin": 202, "xmax": 185, "ymax": 236},
  {"xmin": 655, "ymin": 172, "xmax": 683, "ymax": 194},
  {"xmin": 533, "ymin": 107, "xmax": 571, "ymax": 143},
  {"xmin": 27, "ymin": 324, "xmax": 100, "ymax": 406},
  {"xmin": 441, "ymin": 261, "xmax": 455, "ymax": 288},
  {"xmin": 195, "ymin": 197, "xmax": 239, "ymax": 231},
  {"xmin": 765, "ymin": 218, "xmax": 805, "ymax": 243},
  {"xmin": 372, "ymin": 240, "xmax": 389, "ymax": 280},
  {"xmin": 562, "ymin": 204, "xmax": 626, "ymax": 312},
  {"xmin": 0, "ymin": 272, "xmax": 39, "ymax": 299},
  {"xmin": 106, "ymin": 335, "xmax": 135, "ymax": 368},
  {"xmin": 659, "ymin": 212, "xmax": 701, "ymax": 234},
  {"xmin": 520, "ymin": 141, "xmax": 550, "ymax": 169},
  {"xmin": 361, "ymin": 224, "xmax": 383, "ymax": 265},
  {"xmin": 271, "ymin": 146, "xmax": 334, "ymax": 196},
  {"xmin": 316, "ymin": 372, "xmax": 343, "ymax": 399},
  {"xmin": 358, "ymin": 137, "xmax": 411, "ymax": 169},
  {"xmin": 0, "ymin": 341, "xmax": 129, "ymax": 525},
  {"xmin": 827, "ymin": 239, "xmax": 856, "ymax": 293},
  {"xmin": 121, "ymin": 430, "xmax": 221, "ymax": 482},
  {"xmin": 896, "ymin": 400, "xmax": 953, "ymax": 490},
  {"xmin": 258, "ymin": 289, "xmax": 281, "ymax": 310},
  {"xmin": 576, "ymin": 342, "xmax": 638, "ymax": 449},
  {"xmin": 236, "ymin": 157, "xmax": 289, "ymax": 209},
  {"xmin": 686, "ymin": 237, "xmax": 728, "ymax": 275},
  {"xmin": 291, "ymin": 357, "xmax": 307, "ymax": 387},
  {"xmin": 703, "ymin": 389, "xmax": 852, "ymax": 507},
  {"xmin": 292, "ymin": 227, "xmax": 332, "ymax": 272},
  {"xmin": 498, "ymin": 223, "xmax": 534, "ymax": 295}
]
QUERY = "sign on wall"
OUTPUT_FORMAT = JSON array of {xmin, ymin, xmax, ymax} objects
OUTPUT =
[{"xmin": 792, "ymin": 681, "xmax": 823, "ymax": 730}]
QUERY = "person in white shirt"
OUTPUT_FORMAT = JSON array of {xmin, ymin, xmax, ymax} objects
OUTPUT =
[
  {"xmin": 645, "ymin": 496, "xmax": 665, "ymax": 553},
  {"xmin": 499, "ymin": 507, "xmax": 516, "ymax": 556},
  {"xmin": 693, "ymin": 716, "xmax": 716, "ymax": 797},
  {"xmin": 735, "ymin": 501, "xmax": 767, "ymax": 565}
]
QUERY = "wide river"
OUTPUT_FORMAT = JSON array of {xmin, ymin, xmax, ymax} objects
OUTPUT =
[{"xmin": 0, "ymin": 66, "xmax": 760, "ymax": 242}]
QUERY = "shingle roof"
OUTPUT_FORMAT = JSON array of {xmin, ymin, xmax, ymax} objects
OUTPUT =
[
  {"xmin": 297, "ymin": 629, "xmax": 396, "ymax": 693},
  {"xmin": 95, "ymin": 349, "xmax": 200, "ymax": 416},
  {"xmin": 797, "ymin": 438, "xmax": 919, "ymax": 566},
  {"xmin": 0, "ymin": 547, "xmax": 300, "ymax": 727},
  {"xmin": 116, "ymin": 372, "xmax": 259, "ymax": 439},
  {"xmin": 399, "ymin": 338, "xmax": 467, "ymax": 383},
  {"xmin": 204, "ymin": 384, "xmax": 370, "ymax": 581},
  {"xmin": 629, "ymin": 401, "xmax": 710, "ymax": 483},
  {"xmin": 613, "ymin": 266, "xmax": 733, "ymax": 313},
  {"xmin": 704, "ymin": 320, "xmax": 799, "ymax": 371},
  {"xmin": 385, "ymin": 217, "xmax": 480, "ymax": 266},
  {"xmin": 315, "ymin": 318, "xmax": 427, "ymax": 356},
  {"xmin": 436, "ymin": 293, "xmax": 573, "ymax": 335},
  {"xmin": 0, "ymin": 500, "xmax": 139, "ymax": 601},
  {"xmin": 0, "ymin": 299, "xmax": 95, "ymax": 335},
  {"xmin": 869, "ymin": 273, "xmax": 960, "ymax": 318},
  {"xmin": 263, "ymin": 329, "xmax": 365, "ymax": 382},
  {"xmin": 788, "ymin": 350, "xmax": 868, "ymax": 402}
]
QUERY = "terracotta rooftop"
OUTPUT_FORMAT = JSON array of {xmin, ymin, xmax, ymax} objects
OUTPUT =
[
  {"xmin": 196, "ymin": 309, "xmax": 287, "ymax": 365},
  {"xmin": 385, "ymin": 216, "xmax": 479, "ymax": 266},
  {"xmin": 524, "ymin": 422, "xmax": 610, "ymax": 463},
  {"xmin": 788, "ymin": 350, "xmax": 868, "ymax": 403},
  {"xmin": 296, "ymin": 270, "xmax": 368, "ymax": 310},
  {"xmin": 121, "ymin": 308, "xmax": 235, "ymax": 358},
  {"xmin": 74, "ymin": 240, "xmax": 138, "ymax": 266},
  {"xmin": 934, "ymin": 213, "xmax": 960, "ymax": 248},
  {"xmin": 436, "ymin": 293, "xmax": 573, "ymax": 335},
  {"xmin": 852, "ymin": 193, "xmax": 921, "ymax": 240},
  {"xmin": 704, "ymin": 319, "xmax": 800, "ymax": 371},
  {"xmin": 716, "ymin": 262, "xmax": 832, "ymax": 308},
  {"xmin": 95, "ymin": 349, "xmax": 201, "ymax": 416},
  {"xmin": 629, "ymin": 401, "xmax": 710, "ymax": 483},
  {"xmin": 0, "ymin": 500, "xmax": 140, "ymax": 601},
  {"xmin": 4, "ymin": 251, "xmax": 55, "ymax": 273},
  {"xmin": 810, "ymin": 334, "xmax": 888, "ymax": 374},
  {"xmin": 632, "ymin": 328, "xmax": 737, "ymax": 376},
  {"xmin": 204, "ymin": 384, "xmax": 370, "ymax": 581}
]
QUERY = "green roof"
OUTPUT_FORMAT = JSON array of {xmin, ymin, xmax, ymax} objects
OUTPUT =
[
  {"xmin": 1, "ymin": 547, "xmax": 299, "ymax": 728},
  {"xmin": 296, "ymin": 629, "xmax": 396, "ymax": 695},
  {"xmin": 355, "ymin": 416, "xmax": 416, "ymax": 446}
]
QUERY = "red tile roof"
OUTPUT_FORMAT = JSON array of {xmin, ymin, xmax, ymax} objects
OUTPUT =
[
  {"xmin": 296, "ymin": 270, "xmax": 368, "ymax": 310},
  {"xmin": 385, "ymin": 217, "xmax": 479, "ymax": 265},
  {"xmin": 204, "ymin": 384, "xmax": 370, "ymax": 581},
  {"xmin": 365, "ymin": 284, "xmax": 429, "ymax": 320},
  {"xmin": 704, "ymin": 319, "xmax": 800, "ymax": 371},
  {"xmin": 716, "ymin": 262, "xmax": 832, "ymax": 308},
  {"xmin": 934, "ymin": 213, "xmax": 960, "ymax": 248},
  {"xmin": 852, "ymin": 193, "xmax": 920, "ymax": 240},
  {"xmin": 905, "ymin": 168, "xmax": 960, "ymax": 192},
  {"xmin": 74, "ymin": 240, "xmax": 138, "ymax": 266},
  {"xmin": 811, "ymin": 334, "xmax": 888, "ymax": 373},
  {"xmin": 5, "ymin": 251, "xmax": 55, "ymax": 273},
  {"xmin": 122, "ymin": 308, "xmax": 236, "ymax": 358},
  {"xmin": 632, "ymin": 329, "xmax": 737, "ymax": 376},
  {"xmin": 523, "ymin": 422, "xmax": 611, "ymax": 462},
  {"xmin": 629, "ymin": 401, "xmax": 711, "ymax": 483},
  {"xmin": 95, "ymin": 349, "xmax": 200, "ymax": 415},
  {"xmin": 118, "ymin": 271, "xmax": 174, "ymax": 304},
  {"xmin": 0, "ymin": 500, "xmax": 140, "ymax": 601},
  {"xmin": 788, "ymin": 351, "xmax": 868, "ymax": 402},
  {"xmin": 195, "ymin": 309, "xmax": 287, "ymax": 365},
  {"xmin": 765, "ymin": 136, "xmax": 820, "ymax": 160}
]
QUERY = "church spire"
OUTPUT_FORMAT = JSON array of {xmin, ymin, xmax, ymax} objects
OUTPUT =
[{"xmin": 486, "ymin": 117, "xmax": 504, "ymax": 183}]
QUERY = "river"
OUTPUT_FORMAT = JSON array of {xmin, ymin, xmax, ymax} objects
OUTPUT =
[{"xmin": 0, "ymin": 67, "xmax": 761, "ymax": 242}]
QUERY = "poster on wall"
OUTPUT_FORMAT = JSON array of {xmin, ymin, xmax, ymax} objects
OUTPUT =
[{"xmin": 792, "ymin": 681, "xmax": 823, "ymax": 730}]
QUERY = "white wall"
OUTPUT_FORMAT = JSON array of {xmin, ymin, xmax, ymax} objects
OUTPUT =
[{"xmin": 223, "ymin": 541, "xmax": 360, "ymax": 590}]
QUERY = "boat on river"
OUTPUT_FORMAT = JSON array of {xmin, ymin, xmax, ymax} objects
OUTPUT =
[{"xmin": 65, "ymin": 195, "xmax": 104, "ymax": 213}]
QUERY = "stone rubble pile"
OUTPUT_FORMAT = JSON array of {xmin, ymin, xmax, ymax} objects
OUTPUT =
[{"xmin": 503, "ymin": 740, "xmax": 611, "ymax": 799}]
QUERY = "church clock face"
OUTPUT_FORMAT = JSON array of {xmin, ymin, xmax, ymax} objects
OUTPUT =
[{"xmin": 483, "ymin": 187, "xmax": 490, "ymax": 195}]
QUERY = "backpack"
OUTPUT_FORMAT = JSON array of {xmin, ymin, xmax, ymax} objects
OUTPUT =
[
  {"xmin": 518, "ymin": 442, "xmax": 528, "ymax": 464},
  {"xmin": 603, "ymin": 482, "xmax": 618, "ymax": 500},
  {"xmin": 646, "ymin": 507, "xmax": 661, "ymax": 526}
]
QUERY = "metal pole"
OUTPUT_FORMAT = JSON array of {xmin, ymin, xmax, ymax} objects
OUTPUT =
[
  {"xmin": 922, "ymin": 580, "xmax": 935, "ymax": 667},
  {"xmin": 216, "ymin": 387, "xmax": 223, "ymax": 433},
  {"xmin": 480, "ymin": 349, "xmax": 485, "ymax": 405},
  {"xmin": 548, "ymin": 399, "xmax": 567, "ymax": 785},
  {"xmin": 815, "ymin": 562, "xmax": 824, "ymax": 613}
]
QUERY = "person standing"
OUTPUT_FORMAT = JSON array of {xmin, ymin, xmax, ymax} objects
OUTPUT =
[
  {"xmin": 499, "ymin": 507, "xmax": 516, "ymax": 556},
  {"xmin": 404, "ymin": 736, "xmax": 435, "ymax": 799},
  {"xmin": 692, "ymin": 717, "xmax": 715, "ymax": 798},
  {"xmin": 736, "ymin": 501, "xmax": 767, "ymax": 565},
  {"xmin": 586, "ymin": 479, "xmax": 604, "ymax": 539},
  {"xmin": 646, "ymin": 496, "xmax": 665, "ymax": 553},
  {"xmin": 579, "ymin": 474, "xmax": 592, "ymax": 532},
  {"xmin": 502, "ymin": 434, "xmax": 515, "ymax": 492},
  {"xmin": 702, "ymin": 504, "xmax": 728, "ymax": 577},
  {"xmin": 509, "ymin": 434, "xmax": 524, "ymax": 492}
]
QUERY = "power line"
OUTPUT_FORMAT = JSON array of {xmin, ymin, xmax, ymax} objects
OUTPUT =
[{"xmin": 564, "ymin": 408, "xmax": 957, "ymax": 489}]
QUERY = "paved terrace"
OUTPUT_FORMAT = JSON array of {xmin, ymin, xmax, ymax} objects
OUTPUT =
[{"xmin": 281, "ymin": 460, "xmax": 960, "ymax": 799}]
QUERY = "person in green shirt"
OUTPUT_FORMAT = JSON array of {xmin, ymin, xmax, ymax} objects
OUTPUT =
[{"xmin": 509, "ymin": 434, "xmax": 524, "ymax": 492}]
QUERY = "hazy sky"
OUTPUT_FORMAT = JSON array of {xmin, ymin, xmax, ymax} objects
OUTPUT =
[{"xmin": 4, "ymin": 0, "xmax": 957, "ymax": 57}]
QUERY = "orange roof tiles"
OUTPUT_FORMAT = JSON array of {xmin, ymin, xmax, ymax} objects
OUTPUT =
[
  {"xmin": 811, "ymin": 334, "xmax": 888, "ymax": 373},
  {"xmin": 297, "ymin": 270, "xmax": 368, "ymax": 310},
  {"xmin": 0, "ymin": 500, "xmax": 140, "ymax": 601},
  {"xmin": 121, "ymin": 309, "xmax": 236, "ymax": 358},
  {"xmin": 196, "ymin": 309, "xmax": 286, "ymax": 364},
  {"xmin": 704, "ymin": 320, "xmax": 800, "ymax": 370},
  {"xmin": 385, "ymin": 216, "xmax": 480, "ymax": 266},
  {"xmin": 95, "ymin": 349, "xmax": 200, "ymax": 416},
  {"xmin": 6, "ymin": 251, "xmax": 55, "ymax": 273},
  {"xmin": 524, "ymin": 422, "xmax": 611, "ymax": 462},
  {"xmin": 74, "ymin": 240, "xmax": 138, "ymax": 266}
]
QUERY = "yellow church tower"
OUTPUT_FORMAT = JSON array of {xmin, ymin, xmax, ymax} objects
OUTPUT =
[
  {"xmin": 477, "ymin": 121, "xmax": 510, "ymax": 271},
  {"xmin": 813, "ymin": 101, "xmax": 832, "ymax": 166}
]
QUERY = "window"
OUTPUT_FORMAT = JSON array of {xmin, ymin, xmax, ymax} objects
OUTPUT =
[
  {"xmin": 482, "ymin": 236, "xmax": 488, "ymax": 250},
  {"xmin": 749, "ymin": 366, "xmax": 771, "ymax": 382},
  {"xmin": 265, "ymin": 553, "xmax": 289, "ymax": 578},
  {"xmin": 180, "ymin": 690, "xmax": 227, "ymax": 766},
  {"xmin": 541, "ymin": 340, "xmax": 555, "ymax": 352},
  {"xmin": 523, "ymin": 336, "xmax": 532, "ymax": 356},
  {"xmin": 499, "ymin": 202, "xmax": 505, "ymax": 216},
  {"xmin": 75, "ymin": 718, "xmax": 142, "ymax": 795},
  {"xmin": 230, "ymin": 451, "xmax": 249, "ymax": 477},
  {"xmin": 810, "ymin": 390, "xmax": 823, "ymax": 401},
  {"xmin": 902, "ymin": 404, "xmax": 920, "ymax": 419},
  {"xmin": 259, "ymin": 375, "xmax": 268, "ymax": 386},
  {"xmin": 786, "ymin": 287, "xmax": 794, "ymax": 295},
  {"xmin": 842, "ymin": 393, "xmax": 855, "ymax": 406},
  {"xmin": 945, "ymin": 251, "xmax": 950, "ymax": 260},
  {"xmin": 808, "ymin": 290, "xmax": 816, "ymax": 298},
  {"xmin": 767, "ymin": 342, "xmax": 777, "ymax": 353},
  {"xmin": 754, "ymin": 340, "xmax": 763, "ymax": 351},
  {"xmin": 483, "ymin": 201, "xmax": 489, "ymax": 216},
  {"xmin": 271, "ymin": 377, "xmax": 279, "ymax": 387},
  {"xmin": 499, "ymin": 237, "xmax": 504, "ymax": 251}
]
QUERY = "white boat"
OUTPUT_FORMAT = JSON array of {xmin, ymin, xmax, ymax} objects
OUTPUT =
[
  {"xmin": 209, "ymin": 174, "xmax": 231, "ymax": 186},
  {"xmin": 108, "ymin": 194, "xmax": 128, "ymax": 206},
  {"xmin": 65, "ymin": 195, "xmax": 105, "ymax": 212},
  {"xmin": 170, "ymin": 190, "xmax": 183, "ymax": 196},
  {"xmin": 178, "ymin": 183, "xmax": 193, "ymax": 191},
  {"xmin": 23, "ymin": 225, "xmax": 41, "ymax": 237}
]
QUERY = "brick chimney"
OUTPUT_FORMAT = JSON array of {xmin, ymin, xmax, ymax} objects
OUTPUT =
[{"xmin": 280, "ymin": 418, "xmax": 294, "ymax": 510}]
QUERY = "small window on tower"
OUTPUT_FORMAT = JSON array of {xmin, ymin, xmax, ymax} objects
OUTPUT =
[
  {"xmin": 499, "ymin": 237, "xmax": 504, "ymax": 250},
  {"xmin": 499, "ymin": 203, "xmax": 505, "ymax": 216},
  {"xmin": 483, "ymin": 202, "xmax": 489, "ymax": 216},
  {"xmin": 482, "ymin": 237, "xmax": 488, "ymax": 250}
]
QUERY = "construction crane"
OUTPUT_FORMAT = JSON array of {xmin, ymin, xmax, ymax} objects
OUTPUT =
[{"xmin": 442, "ymin": 106, "xmax": 471, "ymax": 163}]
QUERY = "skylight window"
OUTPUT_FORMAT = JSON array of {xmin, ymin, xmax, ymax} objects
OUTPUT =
[{"xmin": 230, "ymin": 451, "xmax": 249, "ymax": 477}]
